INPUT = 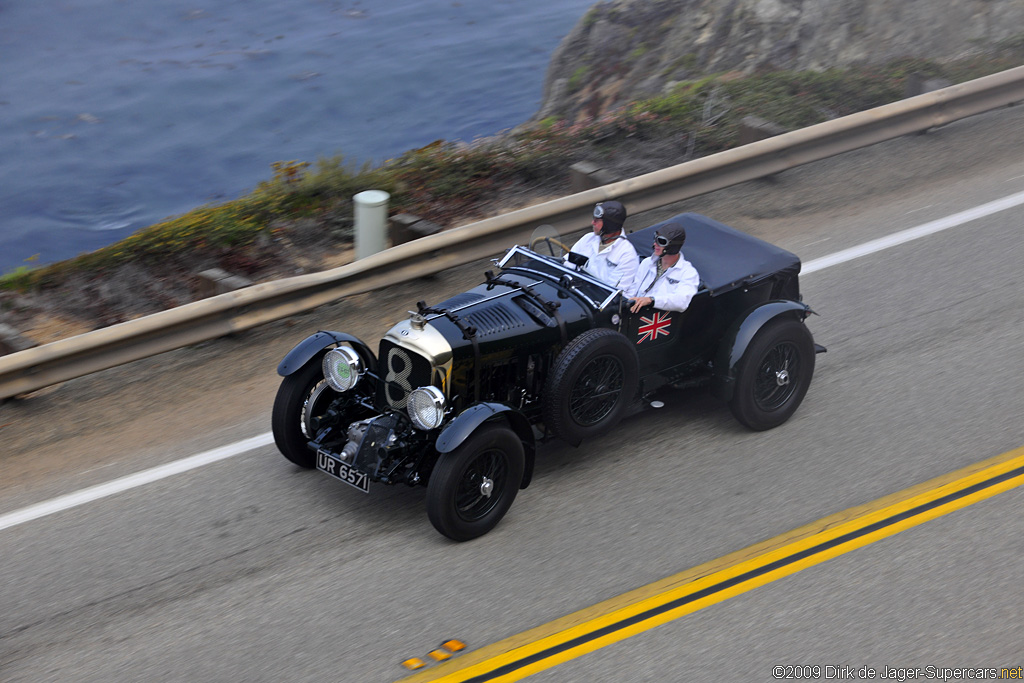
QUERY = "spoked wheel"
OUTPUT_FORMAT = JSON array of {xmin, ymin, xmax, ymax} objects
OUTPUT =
[
  {"xmin": 754, "ymin": 340, "xmax": 802, "ymax": 411},
  {"xmin": 427, "ymin": 424, "xmax": 525, "ymax": 542},
  {"xmin": 453, "ymin": 449, "xmax": 509, "ymax": 522},
  {"xmin": 542, "ymin": 328, "xmax": 639, "ymax": 445},
  {"xmin": 569, "ymin": 355, "xmax": 626, "ymax": 427},
  {"xmin": 728, "ymin": 318, "xmax": 815, "ymax": 431},
  {"xmin": 272, "ymin": 354, "xmax": 337, "ymax": 468}
]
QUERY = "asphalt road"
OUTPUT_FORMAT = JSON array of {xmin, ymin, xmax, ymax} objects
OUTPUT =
[{"xmin": 2, "ymin": 105, "xmax": 1024, "ymax": 682}]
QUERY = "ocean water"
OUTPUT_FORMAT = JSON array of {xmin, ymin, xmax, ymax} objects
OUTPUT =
[{"xmin": 0, "ymin": 0, "xmax": 594, "ymax": 274}]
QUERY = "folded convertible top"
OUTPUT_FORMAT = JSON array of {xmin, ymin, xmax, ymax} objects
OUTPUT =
[{"xmin": 627, "ymin": 213, "xmax": 801, "ymax": 296}]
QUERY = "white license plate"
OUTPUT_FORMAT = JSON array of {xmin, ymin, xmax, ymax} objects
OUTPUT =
[{"xmin": 316, "ymin": 450, "xmax": 370, "ymax": 493}]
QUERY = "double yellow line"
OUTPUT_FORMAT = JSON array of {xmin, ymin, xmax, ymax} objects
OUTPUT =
[{"xmin": 397, "ymin": 445, "xmax": 1024, "ymax": 682}]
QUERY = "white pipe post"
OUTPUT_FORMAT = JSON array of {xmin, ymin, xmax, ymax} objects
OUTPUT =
[{"xmin": 353, "ymin": 189, "xmax": 390, "ymax": 260}]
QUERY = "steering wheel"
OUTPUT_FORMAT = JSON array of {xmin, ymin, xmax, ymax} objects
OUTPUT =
[{"xmin": 529, "ymin": 235, "xmax": 573, "ymax": 254}]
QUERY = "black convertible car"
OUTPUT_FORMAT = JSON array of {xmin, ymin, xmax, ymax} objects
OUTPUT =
[{"xmin": 271, "ymin": 213, "xmax": 824, "ymax": 540}]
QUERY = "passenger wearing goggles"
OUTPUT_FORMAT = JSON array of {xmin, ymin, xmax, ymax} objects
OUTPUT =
[
  {"xmin": 628, "ymin": 222, "xmax": 700, "ymax": 314},
  {"xmin": 565, "ymin": 200, "xmax": 639, "ymax": 292}
]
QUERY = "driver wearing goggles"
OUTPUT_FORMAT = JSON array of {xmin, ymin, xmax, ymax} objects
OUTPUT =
[{"xmin": 565, "ymin": 200, "xmax": 639, "ymax": 292}]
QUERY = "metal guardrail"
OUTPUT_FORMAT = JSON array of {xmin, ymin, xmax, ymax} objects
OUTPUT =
[{"xmin": 3, "ymin": 66, "xmax": 1024, "ymax": 400}]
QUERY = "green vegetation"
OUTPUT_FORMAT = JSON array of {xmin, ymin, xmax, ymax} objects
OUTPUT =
[
  {"xmin": 662, "ymin": 52, "xmax": 699, "ymax": 76},
  {"xmin": 567, "ymin": 65, "xmax": 590, "ymax": 93},
  {"xmin": 3, "ymin": 52, "xmax": 1022, "ymax": 292},
  {"xmin": 628, "ymin": 44, "xmax": 650, "ymax": 62},
  {"xmin": 1, "ymin": 266, "xmax": 35, "ymax": 291},
  {"xmin": 629, "ymin": 57, "xmax": 985, "ymax": 150}
]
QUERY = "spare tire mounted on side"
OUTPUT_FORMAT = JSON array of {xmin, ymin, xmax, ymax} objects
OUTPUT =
[{"xmin": 542, "ymin": 328, "xmax": 639, "ymax": 445}]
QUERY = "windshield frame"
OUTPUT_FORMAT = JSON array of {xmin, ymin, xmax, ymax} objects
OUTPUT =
[{"xmin": 498, "ymin": 245, "xmax": 621, "ymax": 310}]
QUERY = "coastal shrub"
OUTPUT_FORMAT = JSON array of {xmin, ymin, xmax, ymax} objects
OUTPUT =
[
  {"xmin": 568, "ymin": 66, "xmax": 590, "ymax": 93},
  {"xmin": 259, "ymin": 156, "xmax": 394, "ymax": 205},
  {"xmin": 0, "ymin": 266, "xmax": 34, "ymax": 291},
  {"xmin": 629, "ymin": 45, "xmax": 649, "ymax": 62},
  {"xmin": 17, "ymin": 192, "xmax": 279, "ymax": 288}
]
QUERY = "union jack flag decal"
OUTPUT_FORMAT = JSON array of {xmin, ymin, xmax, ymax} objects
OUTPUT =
[{"xmin": 637, "ymin": 311, "xmax": 672, "ymax": 344}]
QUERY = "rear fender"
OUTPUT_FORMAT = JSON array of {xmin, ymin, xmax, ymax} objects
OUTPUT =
[
  {"xmin": 712, "ymin": 301, "xmax": 810, "ymax": 401},
  {"xmin": 277, "ymin": 331, "xmax": 378, "ymax": 377},
  {"xmin": 436, "ymin": 403, "xmax": 536, "ymax": 489}
]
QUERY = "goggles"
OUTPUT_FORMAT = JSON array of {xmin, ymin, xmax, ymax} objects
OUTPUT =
[
  {"xmin": 654, "ymin": 234, "xmax": 670, "ymax": 247},
  {"xmin": 593, "ymin": 204, "xmax": 604, "ymax": 219}
]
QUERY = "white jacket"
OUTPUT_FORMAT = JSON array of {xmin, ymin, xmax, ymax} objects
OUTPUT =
[
  {"xmin": 628, "ymin": 254, "xmax": 701, "ymax": 312},
  {"xmin": 566, "ymin": 232, "xmax": 639, "ymax": 292}
]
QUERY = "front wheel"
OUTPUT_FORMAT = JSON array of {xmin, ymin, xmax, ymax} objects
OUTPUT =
[
  {"xmin": 271, "ymin": 354, "xmax": 337, "ymax": 468},
  {"xmin": 728, "ymin": 318, "xmax": 815, "ymax": 431},
  {"xmin": 426, "ymin": 424, "xmax": 525, "ymax": 542}
]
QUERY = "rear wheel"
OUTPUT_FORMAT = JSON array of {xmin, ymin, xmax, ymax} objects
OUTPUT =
[
  {"xmin": 271, "ymin": 354, "xmax": 337, "ymax": 468},
  {"xmin": 426, "ymin": 424, "xmax": 525, "ymax": 542},
  {"xmin": 728, "ymin": 318, "xmax": 815, "ymax": 431}
]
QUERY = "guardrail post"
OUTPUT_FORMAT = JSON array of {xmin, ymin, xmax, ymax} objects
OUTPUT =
[
  {"xmin": 354, "ymin": 190, "xmax": 391, "ymax": 260},
  {"xmin": 195, "ymin": 268, "xmax": 254, "ymax": 298},
  {"xmin": 738, "ymin": 116, "xmax": 787, "ymax": 145},
  {"xmin": 905, "ymin": 72, "xmax": 953, "ymax": 98},
  {"xmin": 570, "ymin": 161, "xmax": 617, "ymax": 193},
  {"xmin": 390, "ymin": 213, "xmax": 442, "ymax": 245}
]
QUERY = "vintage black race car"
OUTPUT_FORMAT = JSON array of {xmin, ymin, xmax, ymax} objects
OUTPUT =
[{"xmin": 271, "ymin": 212, "xmax": 825, "ymax": 541}]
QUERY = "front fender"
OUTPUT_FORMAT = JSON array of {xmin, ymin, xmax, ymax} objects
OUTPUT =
[
  {"xmin": 277, "ymin": 331, "xmax": 378, "ymax": 377},
  {"xmin": 712, "ymin": 300, "xmax": 810, "ymax": 401},
  {"xmin": 436, "ymin": 403, "xmax": 536, "ymax": 489}
]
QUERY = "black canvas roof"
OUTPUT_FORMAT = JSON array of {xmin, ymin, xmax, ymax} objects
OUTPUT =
[{"xmin": 626, "ymin": 213, "xmax": 801, "ymax": 296}]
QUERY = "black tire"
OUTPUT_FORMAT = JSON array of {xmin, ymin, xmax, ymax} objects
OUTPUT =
[
  {"xmin": 271, "ymin": 353, "xmax": 337, "ymax": 468},
  {"xmin": 426, "ymin": 424, "xmax": 525, "ymax": 542},
  {"xmin": 728, "ymin": 318, "xmax": 815, "ymax": 431},
  {"xmin": 542, "ymin": 328, "xmax": 639, "ymax": 445}
]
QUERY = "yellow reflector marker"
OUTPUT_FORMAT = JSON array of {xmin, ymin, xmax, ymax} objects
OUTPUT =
[
  {"xmin": 396, "ymin": 444, "xmax": 1024, "ymax": 683},
  {"xmin": 441, "ymin": 640, "xmax": 467, "ymax": 653},
  {"xmin": 400, "ymin": 639, "xmax": 466, "ymax": 671}
]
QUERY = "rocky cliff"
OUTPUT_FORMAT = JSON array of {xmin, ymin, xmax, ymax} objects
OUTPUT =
[{"xmin": 535, "ymin": 0, "xmax": 1024, "ymax": 121}]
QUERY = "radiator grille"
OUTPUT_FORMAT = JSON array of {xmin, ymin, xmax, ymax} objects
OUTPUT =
[{"xmin": 378, "ymin": 339, "xmax": 433, "ymax": 409}]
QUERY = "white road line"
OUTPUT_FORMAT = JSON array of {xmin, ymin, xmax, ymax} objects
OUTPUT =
[
  {"xmin": 3, "ymin": 189, "xmax": 1024, "ymax": 533},
  {"xmin": 802, "ymin": 190, "xmax": 1024, "ymax": 274},
  {"xmin": 0, "ymin": 433, "xmax": 273, "ymax": 532}
]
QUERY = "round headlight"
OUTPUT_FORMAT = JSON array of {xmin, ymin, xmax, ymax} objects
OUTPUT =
[
  {"xmin": 322, "ymin": 346, "xmax": 363, "ymax": 392},
  {"xmin": 407, "ymin": 386, "xmax": 446, "ymax": 430}
]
